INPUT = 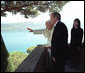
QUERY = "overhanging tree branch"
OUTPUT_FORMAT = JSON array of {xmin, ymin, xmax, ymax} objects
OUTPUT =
[
  {"xmin": 1, "ymin": 1, "xmax": 53, "ymax": 12},
  {"xmin": 1, "ymin": 1, "xmax": 69, "ymax": 18}
]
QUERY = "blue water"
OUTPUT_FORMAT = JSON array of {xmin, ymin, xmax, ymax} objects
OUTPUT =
[{"xmin": 1, "ymin": 30, "xmax": 47, "ymax": 53}]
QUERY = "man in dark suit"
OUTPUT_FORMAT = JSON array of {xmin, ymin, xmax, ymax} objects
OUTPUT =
[{"xmin": 50, "ymin": 12, "xmax": 68, "ymax": 72}]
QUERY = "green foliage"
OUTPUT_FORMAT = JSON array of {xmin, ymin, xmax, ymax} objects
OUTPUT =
[
  {"xmin": 27, "ymin": 46, "xmax": 36, "ymax": 53},
  {"xmin": 6, "ymin": 56, "xmax": 15, "ymax": 72},
  {"xmin": 1, "ymin": 1, "xmax": 69, "ymax": 18},
  {"xmin": 6, "ymin": 46, "xmax": 36, "ymax": 72},
  {"xmin": 9, "ymin": 52, "xmax": 28, "ymax": 70}
]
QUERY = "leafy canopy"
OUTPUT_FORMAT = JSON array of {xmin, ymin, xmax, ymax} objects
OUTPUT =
[{"xmin": 1, "ymin": 1, "xmax": 69, "ymax": 18}]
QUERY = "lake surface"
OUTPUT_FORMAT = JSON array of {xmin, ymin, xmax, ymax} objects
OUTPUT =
[{"xmin": 1, "ymin": 30, "xmax": 47, "ymax": 53}]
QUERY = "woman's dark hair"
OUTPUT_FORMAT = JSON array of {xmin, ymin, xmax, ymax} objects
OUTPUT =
[{"xmin": 73, "ymin": 18, "xmax": 81, "ymax": 29}]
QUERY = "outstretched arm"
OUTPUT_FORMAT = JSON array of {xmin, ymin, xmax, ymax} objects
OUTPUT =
[
  {"xmin": 27, "ymin": 27, "xmax": 33, "ymax": 32},
  {"xmin": 27, "ymin": 27, "xmax": 45, "ymax": 34}
]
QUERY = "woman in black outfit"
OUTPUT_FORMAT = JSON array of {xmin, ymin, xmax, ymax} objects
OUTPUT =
[{"xmin": 70, "ymin": 18, "xmax": 83, "ymax": 69}]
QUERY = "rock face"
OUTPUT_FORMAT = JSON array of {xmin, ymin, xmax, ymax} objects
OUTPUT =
[
  {"xmin": 1, "ymin": 36, "xmax": 15, "ymax": 72},
  {"xmin": 1, "ymin": 36, "xmax": 9, "ymax": 72}
]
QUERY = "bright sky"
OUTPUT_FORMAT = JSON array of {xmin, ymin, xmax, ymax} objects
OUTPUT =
[
  {"xmin": 1, "ymin": 1, "xmax": 84, "ymax": 25},
  {"xmin": 1, "ymin": 10, "xmax": 50, "ymax": 24},
  {"xmin": 60, "ymin": 1, "xmax": 84, "ymax": 43},
  {"xmin": 1, "ymin": 1, "xmax": 84, "ymax": 23},
  {"xmin": 61, "ymin": 1, "xmax": 84, "ymax": 29},
  {"xmin": 1, "ymin": 1, "xmax": 84, "ymax": 43}
]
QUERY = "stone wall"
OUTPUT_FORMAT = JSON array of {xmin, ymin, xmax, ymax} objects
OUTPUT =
[{"xmin": 15, "ymin": 45, "xmax": 50, "ymax": 72}]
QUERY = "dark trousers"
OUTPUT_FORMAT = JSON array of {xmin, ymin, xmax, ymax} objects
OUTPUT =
[{"xmin": 51, "ymin": 57, "xmax": 65, "ymax": 72}]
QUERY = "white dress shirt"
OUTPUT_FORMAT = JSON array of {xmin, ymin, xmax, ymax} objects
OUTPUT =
[
  {"xmin": 33, "ymin": 28, "xmax": 53, "ymax": 47},
  {"xmin": 33, "ymin": 20, "xmax": 59, "ymax": 47}
]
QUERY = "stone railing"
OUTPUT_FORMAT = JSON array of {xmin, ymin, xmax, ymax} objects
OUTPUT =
[
  {"xmin": 15, "ymin": 44, "xmax": 84, "ymax": 72},
  {"xmin": 15, "ymin": 45, "xmax": 50, "ymax": 72}
]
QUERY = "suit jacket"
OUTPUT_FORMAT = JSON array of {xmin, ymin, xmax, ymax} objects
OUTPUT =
[{"xmin": 51, "ymin": 21, "xmax": 68, "ymax": 59}]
